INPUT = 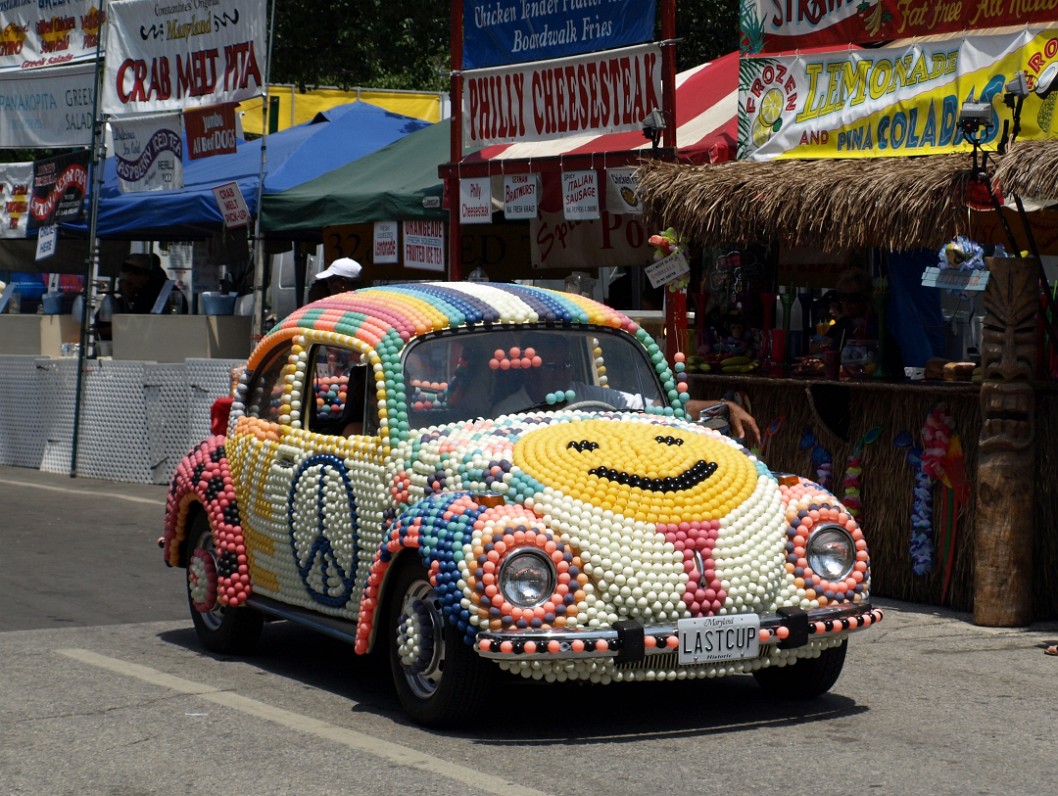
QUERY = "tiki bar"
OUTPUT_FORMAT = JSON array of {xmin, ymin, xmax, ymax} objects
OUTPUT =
[{"xmin": 632, "ymin": 139, "xmax": 1058, "ymax": 628}]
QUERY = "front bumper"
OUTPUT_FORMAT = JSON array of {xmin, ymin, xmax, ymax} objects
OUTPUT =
[{"xmin": 476, "ymin": 602, "xmax": 882, "ymax": 664}]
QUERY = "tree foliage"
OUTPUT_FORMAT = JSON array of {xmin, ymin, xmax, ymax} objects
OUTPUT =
[{"xmin": 267, "ymin": 0, "xmax": 739, "ymax": 90}]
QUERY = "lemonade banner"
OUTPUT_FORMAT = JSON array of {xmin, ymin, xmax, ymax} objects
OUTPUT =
[
  {"xmin": 739, "ymin": 29, "xmax": 1058, "ymax": 161},
  {"xmin": 740, "ymin": 0, "xmax": 1058, "ymax": 54}
]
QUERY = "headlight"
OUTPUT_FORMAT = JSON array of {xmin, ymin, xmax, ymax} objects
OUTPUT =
[
  {"xmin": 498, "ymin": 549, "xmax": 556, "ymax": 608},
  {"xmin": 806, "ymin": 524, "xmax": 856, "ymax": 581}
]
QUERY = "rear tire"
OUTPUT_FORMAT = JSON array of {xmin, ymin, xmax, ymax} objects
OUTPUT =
[
  {"xmin": 186, "ymin": 512, "xmax": 262, "ymax": 655},
  {"xmin": 386, "ymin": 559, "xmax": 493, "ymax": 727},
  {"xmin": 753, "ymin": 640, "xmax": 847, "ymax": 698}
]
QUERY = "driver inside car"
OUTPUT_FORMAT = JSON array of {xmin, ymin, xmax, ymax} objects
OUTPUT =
[{"xmin": 491, "ymin": 335, "xmax": 760, "ymax": 447}]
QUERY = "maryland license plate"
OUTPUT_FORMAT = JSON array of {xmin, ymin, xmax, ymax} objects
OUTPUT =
[{"xmin": 677, "ymin": 614, "xmax": 760, "ymax": 665}]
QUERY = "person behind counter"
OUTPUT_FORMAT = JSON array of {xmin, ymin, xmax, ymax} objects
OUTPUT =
[
  {"xmin": 309, "ymin": 257, "xmax": 364, "ymax": 301},
  {"xmin": 115, "ymin": 253, "xmax": 186, "ymax": 314},
  {"xmin": 825, "ymin": 266, "xmax": 902, "ymax": 375}
]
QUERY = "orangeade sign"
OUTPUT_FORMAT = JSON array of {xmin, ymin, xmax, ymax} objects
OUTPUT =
[{"xmin": 461, "ymin": 42, "xmax": 662, "ymax": 153}]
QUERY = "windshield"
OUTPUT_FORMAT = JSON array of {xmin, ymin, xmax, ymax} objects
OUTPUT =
[{"xmin": 403, "ymin": 328, "xmax": 666, "ymax": 429}]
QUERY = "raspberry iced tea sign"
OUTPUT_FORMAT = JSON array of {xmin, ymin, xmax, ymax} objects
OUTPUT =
[{"xmin": 102, "ymin": 0, "xmax": 266, "ymax": 115}]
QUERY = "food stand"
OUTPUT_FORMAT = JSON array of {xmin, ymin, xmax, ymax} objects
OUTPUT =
[{"xmin": 633, "ymin": 143, "xmax": 1058, "ymax": 625}]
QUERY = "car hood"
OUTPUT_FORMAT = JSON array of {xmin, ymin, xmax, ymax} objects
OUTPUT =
[{"xmin": 385, "ymin": 410, "xmax": 835, "ymax": 626}]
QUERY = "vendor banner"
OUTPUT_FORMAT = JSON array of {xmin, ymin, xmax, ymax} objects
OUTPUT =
[
  {"xmin": 112, "ymin": 112, "xmax": 184, "ymax": 192},
  {"xmin": 462, "ymin": 42, "xmax": 662, "ymax": 153},
  {"xmin": 739, "ymin": 29, "xmax": 1058, "ymax": 161},
  {"xmin": 0, "ymin": 161, "xmax": 32, "ymax": 238},
  {"xmin": 461, "ymin": 0, "xmax": 655, "ymax": 69},
  {"xmin": 531, "ymin": 208, "xmax": 648, "ymax": 270},
  {"xmin": 402, "ymin": 220, "xmax": 445, "ymax": 272},
  {"xmin": 459, "ymin": 177, "xmax": 493, "ymax": 224},
  {"xmin": 101, "ymin": 0, "xmax": 266, "ymax": 115},
  {"xmin": 0, "ymin": 0, "xmax": 103, "ymax": 72},
  {"xmin": 373, "ymin": 221, "xmax": 398, "ymax": 264},
  {"xmin": 28, "ymin": 150, "xmax": 88, "ymax": 231},
  {"xmin": 0, "ymin": 62, "xmax": 96, "ymax": 148},
  {"xmin": 503, "ymin": 174, "xmax": 538, "ymax": 220},
  {"xmin": 605, "ymin": 167, "xmax": 642, "ymax": 214},
  {"xmin": 562, "ymin": 169, "xmax": 599, "ymax": 220},
  {"xmin": 741, "ymin": 0, "xmax": 1058, "ymax": 54},
  {"xmin": 184, "ymin": 103, "xmax": 238, "ymax": 160}
]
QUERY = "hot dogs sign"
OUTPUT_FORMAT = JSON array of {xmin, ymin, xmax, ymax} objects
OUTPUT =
[{"xmin": 102, "ymin": 0, "xmax": 265, "ymax": 115}]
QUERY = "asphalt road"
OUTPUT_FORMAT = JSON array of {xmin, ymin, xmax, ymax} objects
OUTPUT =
[{"xmin": 2, "ymin": 464, "xmax": 1057, "ymax": 796}]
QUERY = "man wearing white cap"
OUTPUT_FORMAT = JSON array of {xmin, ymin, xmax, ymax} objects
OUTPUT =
[{"xmin": 315, "ymin": 257, "xmax": 363, "ymax": 296}]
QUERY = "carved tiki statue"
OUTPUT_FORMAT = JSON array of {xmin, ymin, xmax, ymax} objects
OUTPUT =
[{"xmin": 974, "ymin": 257, "xmax": 1037, "ymax": 626}]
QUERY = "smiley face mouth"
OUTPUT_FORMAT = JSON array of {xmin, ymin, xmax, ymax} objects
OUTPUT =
[{"xmin": 588, "ymin": 460, "xmax": 719, "ymax": 493}]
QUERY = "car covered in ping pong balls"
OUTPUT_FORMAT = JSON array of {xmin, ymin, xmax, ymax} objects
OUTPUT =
[{"xmin": 162, "ymin": 282, "xmax": 882, "ymax": 727}]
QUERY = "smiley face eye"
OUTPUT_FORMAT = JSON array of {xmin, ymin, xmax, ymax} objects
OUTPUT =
[
  {"xmin": 655, "ymin": 435, "xmax": 684, "ymax": 446},
  {"xmin": 567, "ymin": 440, "xmax": 599, "ymax": 452}
]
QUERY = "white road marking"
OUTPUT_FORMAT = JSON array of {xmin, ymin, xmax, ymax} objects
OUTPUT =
[
  {"xmin": 0, "ymin": 477, "xmax": 162, "ymax": 506},
  {"xmin": 58, "ymin": 648, "xmax": 550, "ymax": 796}
]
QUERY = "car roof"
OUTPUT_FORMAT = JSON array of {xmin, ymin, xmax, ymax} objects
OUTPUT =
[{"xmin": 269, "ymin": 282, "xmax": 644, "ymax": 348}]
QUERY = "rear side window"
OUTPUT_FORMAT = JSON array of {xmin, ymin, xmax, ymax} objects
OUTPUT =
[{"xmin": 243, "ymin": 344, "xmax": 291, "ymax": 422}]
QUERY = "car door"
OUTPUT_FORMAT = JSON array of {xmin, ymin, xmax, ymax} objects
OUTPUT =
[{"xmin": 260, "ymin": 339, "xmax": 388, "ymax": 620}]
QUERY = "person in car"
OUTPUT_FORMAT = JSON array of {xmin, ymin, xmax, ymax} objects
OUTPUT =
[{"xmin": 492, "ymin": 336, "xmax": 759, "ymax": 446}]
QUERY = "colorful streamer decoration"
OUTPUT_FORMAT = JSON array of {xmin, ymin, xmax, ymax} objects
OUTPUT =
[
  {"xmin": 895, "ymin": 430, "xmax": 933, "ymax": 575},
  {"xmin": 799, "ymin": 427, "xmax": 832, "ymax": 490},
  {"xmin": 841, "ymin": 425, "xmax": 882, "ymax": 519}
]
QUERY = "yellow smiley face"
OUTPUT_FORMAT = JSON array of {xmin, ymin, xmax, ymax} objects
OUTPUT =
[{"xmin": 514, "ymin": 419, "xmax": 758, "ymax": 523}]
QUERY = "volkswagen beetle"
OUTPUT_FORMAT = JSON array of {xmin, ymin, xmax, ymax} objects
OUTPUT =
[{"xmin": 162, "ymin": 282, "xmax": 882, "ymax": 727}]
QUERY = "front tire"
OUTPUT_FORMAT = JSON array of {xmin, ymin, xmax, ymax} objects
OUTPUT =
[
  {"xmin": 186, "ymin": 513, "xmax": 262, "ymax": 655},
  {"xmin": 386, "ymin": 560, "xmax": 492, "ymax": 727},
  {"xmin": 753, "ymin": 640, "xmax": 847, "ymax": 698}
]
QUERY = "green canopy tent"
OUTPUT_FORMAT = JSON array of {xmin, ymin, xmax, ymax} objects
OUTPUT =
[{"xmin": 260, "ymin": 118, "xmax": 448, "ymax": 238}]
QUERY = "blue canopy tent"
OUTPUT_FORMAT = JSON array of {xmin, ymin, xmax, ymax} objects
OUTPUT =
[{"xmin": 65, "ymin": 102, "xmax": 431, "ymax": 240}]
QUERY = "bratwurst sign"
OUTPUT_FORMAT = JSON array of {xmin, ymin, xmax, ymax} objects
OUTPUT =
[
  {"xmin": 461, "ymin": 42, "xmax": 662, "ymax": 153},
  {"xmin": 101, "ymin": 0, "xmax": 265, "ymax": 115}
]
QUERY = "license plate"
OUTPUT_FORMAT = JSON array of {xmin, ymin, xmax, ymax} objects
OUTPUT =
[{"xmin": 677, "ymin": 614, "xmax": 760, "ymax": 665}]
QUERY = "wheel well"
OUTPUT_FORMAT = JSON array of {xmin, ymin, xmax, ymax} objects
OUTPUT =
[
  {"xmin": 363, "ymin": 549, "xmax": 421, "ymax": 654},
  {"xmin": 177, "ymin": 502, "xmax": 208, "ymax": 568}
]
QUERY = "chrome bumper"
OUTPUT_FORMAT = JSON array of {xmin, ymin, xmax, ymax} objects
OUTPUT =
[{"xmin": 475, "ymin": 603, "xmax": 883, "ymax": 663}]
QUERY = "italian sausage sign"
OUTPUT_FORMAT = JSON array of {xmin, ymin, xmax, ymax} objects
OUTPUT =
[{"xmin": 102, "ymin": 0, "xmax": 266, "ymax": 115}]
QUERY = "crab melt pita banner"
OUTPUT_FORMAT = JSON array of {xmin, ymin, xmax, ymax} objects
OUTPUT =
[
  {"xmin": 739, "ymin": 29, "xmax": 1058, "ymax": 161},
  {"xmin": 102, "ymin": 0, "xmax": 266, "ymax": 115}
]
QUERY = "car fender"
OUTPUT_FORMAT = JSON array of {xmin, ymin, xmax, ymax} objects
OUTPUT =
[
  {"xmin": 162, "ymin": 435, "xmax": 253, "ymax": 608},
  {"xmin": 354, "ymin": 490, "xmax": 506, "ymax": 655}
]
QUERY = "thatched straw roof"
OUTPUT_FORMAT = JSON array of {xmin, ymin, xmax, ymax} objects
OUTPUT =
[
  {"xmin": 635, "ymin": 154, "xmax": 989, "ymax": 253},
  {"xmin": 992, "ymin": 140, "xmax": 1058, "ymax": 200}
]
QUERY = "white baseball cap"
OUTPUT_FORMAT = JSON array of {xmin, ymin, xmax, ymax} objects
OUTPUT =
[{"xmin": 316, "ymin": 257, "xmax": 362, "ymax": 281}]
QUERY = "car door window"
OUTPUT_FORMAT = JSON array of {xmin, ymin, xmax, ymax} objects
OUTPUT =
[{"xmin": 309, "ymin": 344, "xmax": 373, "ymax": 436}]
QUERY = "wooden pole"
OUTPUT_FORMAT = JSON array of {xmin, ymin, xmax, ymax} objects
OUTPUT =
[{"xmin": 973, "ymin": 257, "xmax": 1037, "ymax": 626}]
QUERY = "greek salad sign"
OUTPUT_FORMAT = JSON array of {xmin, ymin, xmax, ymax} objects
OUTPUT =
[
  {"xmin": 739, "ymin": 29, "xmax": 1058, "ymax": 161},
  {"xmin": 462, "ymin": 42, "xmax": 662, "ymax": 152},
  {"xmin": 0, "ymin": 0, "xmax": 104, "ymax": 72},
  {"xmin": 741, "ymin": 0, "xmax": 1058, "ymax": 54},
  {"xmin": 462, "ymin": 0, "xmax": 656, "ymax": 69},
  {"xmin": 0, "ymin": 62, "xmax": 97, "ymax": 148},
  {"xmin": 102, "ymin": 0, "xmax": 266, "ymax": 115}
]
